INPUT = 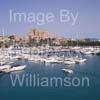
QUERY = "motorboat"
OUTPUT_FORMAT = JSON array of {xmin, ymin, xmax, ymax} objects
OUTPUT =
[
  {"xmin": 72, "ymin": 57, "xmax": 87, "ymax": 63},
  {"xmin": 74, "ymin": 58, "xmax": 86, "ymax": 63},
  {"xmin": 80, "ymin": 48, "xmax": 93, "ymax": 55},
  {"xmin": 64, "ymin": 59, "xmax": 75, "ymax": 65},
  {"xmin": 81, "ymin": 50, "xmax": 92, "ymax": 55},
  {"xmin": 43, "ymin": 55, "xmax": 65, "ymax": 63},
  {"xmin": 0, "ymin": 65, "xmax": 11, "ymax": 71},
  {"xmin": 62, "ymin": 68, "xmax": 73, "ymax": 74},
  {"xmin": 1, "ymin": 65, "xmax": 26, "ymax": 73},
  {"xmin": 43, "ymin": 57, "xmax": 59, "ymax": 63},
  {"xmin": 9, "ymin": 65, "xmax": 26, "ymax": 72}
]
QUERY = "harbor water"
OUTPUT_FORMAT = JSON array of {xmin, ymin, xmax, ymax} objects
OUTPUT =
[{"xmin": 0, "ymin": 55, "xmax": 100, "ymax": 100}]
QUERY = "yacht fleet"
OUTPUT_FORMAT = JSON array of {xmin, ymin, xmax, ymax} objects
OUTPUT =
[{"xmin": 0, "ymin": 45, "xmax": 100, "ymax": 74}]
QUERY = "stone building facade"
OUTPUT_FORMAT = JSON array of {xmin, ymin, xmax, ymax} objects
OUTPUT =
[{"xmin": 28, "ymin": 29, "xmax": 52, "ymax": 41}]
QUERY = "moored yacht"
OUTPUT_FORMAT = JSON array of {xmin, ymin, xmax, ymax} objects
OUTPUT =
[
  {"xmin": 64, "ymin": 59, "xmax": 75, "ymax": 65},
  {"xmin": 72, "ymin": 57, "xmax": 87, "ymax": 63},
  {"xmin": 1, "ymin": 65, "xmax": 26, "ymax": 73},
  {"xmin": 80, "ymin": 48, "xmax": 93, "ymax": 55},
  {"xmin": 0, "ymin": 65, "xmax": 11, "ymax": 71},
  {"xmin": 43, "ymin": 57, "xmax": 59, "ymax": 63}
]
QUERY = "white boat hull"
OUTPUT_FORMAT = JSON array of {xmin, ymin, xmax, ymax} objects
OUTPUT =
[{"xmin": 62, "ymin": 69, "xmax": 73, "ymax": 74}]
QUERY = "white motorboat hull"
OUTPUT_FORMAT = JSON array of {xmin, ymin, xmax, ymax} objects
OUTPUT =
[
  {"xmin": 64, "ymin": 60, "xmax": 75, "ymax": 65},
  {"xmin": 1, "ymin": 65, "xmax": 26, "ymax": 73},
  {"xmin": 0, "ymin": 65, "xmax": 11, "ymax": 71},
  {"xmin": 62, "ymin": 69, "xmax": 73, "ymax": 74}
]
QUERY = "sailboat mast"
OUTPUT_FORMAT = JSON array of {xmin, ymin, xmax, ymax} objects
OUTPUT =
[{"xmin": 2, "ymin": 28, "xmax": 5, "ymax": 49}]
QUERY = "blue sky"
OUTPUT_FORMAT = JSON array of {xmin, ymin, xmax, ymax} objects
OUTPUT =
[{"xmin": 0, "ymin": 0, "xmax": 100, "ymax": 39}]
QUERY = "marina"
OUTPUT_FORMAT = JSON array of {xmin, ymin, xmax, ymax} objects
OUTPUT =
[
  {"xmin": 0, "ymin": 45, "xmax": 100, "ymax": 73},
  {"xmin": 0, "ymin": 51, "xmax": 100, "ymax": 100}
]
